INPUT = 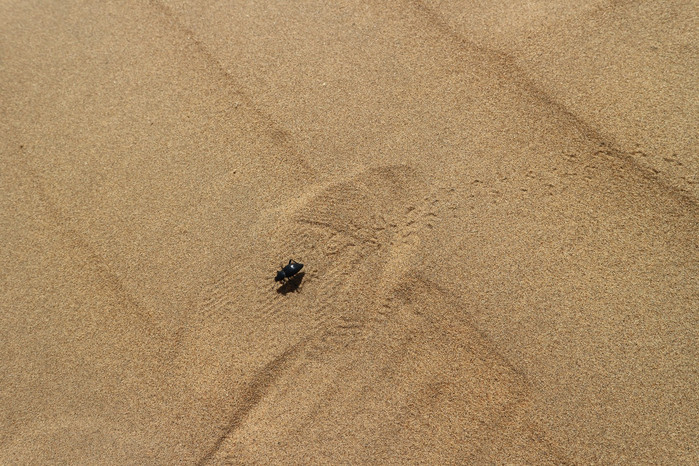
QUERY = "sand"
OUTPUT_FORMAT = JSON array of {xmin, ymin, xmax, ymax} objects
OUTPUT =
[{"xmin": 1, "ymin": 0, "xmax": 697, "ymax": 464}]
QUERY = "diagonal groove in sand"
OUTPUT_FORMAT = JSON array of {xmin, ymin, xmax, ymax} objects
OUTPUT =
[
  {"xmin": 196, "ymin": 336, "xmax": 310, "ymax": 465},
  {"xmin": 146, "ymin": 0, "xmax": 315, "ymax": 179},
  {"xmin": 15, "ymin": 153, "xmax": 161, "ymax": 335},
  {"xmin": 409, "ymin": 0, "xmax": 697, "ymax": 206}
]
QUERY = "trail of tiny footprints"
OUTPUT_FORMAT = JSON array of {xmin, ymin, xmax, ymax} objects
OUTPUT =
[
  {"xmin": 288, "ymin": 165, "xmax": 445, "ymax": 358},
  {"xmin": 193, "ymin": 164, "xmax": 448, "ymax": 458}
]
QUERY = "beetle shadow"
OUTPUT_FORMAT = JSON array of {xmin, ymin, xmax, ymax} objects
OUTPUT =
[{"xmin": 276, "ymin": 272, "xmax": 305, "ymax": 295}]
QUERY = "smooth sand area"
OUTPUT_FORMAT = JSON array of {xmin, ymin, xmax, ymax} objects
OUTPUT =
[{"xmin": 1, "ymin": 1, "xmax": 697, "ymax": 463}]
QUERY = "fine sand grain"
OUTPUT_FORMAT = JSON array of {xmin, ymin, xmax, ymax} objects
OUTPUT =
[{"xmin": 1, "ymin": 1, "xmax": 697, "ymax": 464}]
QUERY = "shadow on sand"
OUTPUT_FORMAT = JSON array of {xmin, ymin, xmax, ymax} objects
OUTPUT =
[{"xmin": 276, "ymin": 272, "xmax": 305, "ymax": 295}]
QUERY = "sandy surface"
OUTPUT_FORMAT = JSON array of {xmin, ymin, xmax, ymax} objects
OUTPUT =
[{"xmin": 1, "ymin": 0, "xmax": 697, "ymax": 464}]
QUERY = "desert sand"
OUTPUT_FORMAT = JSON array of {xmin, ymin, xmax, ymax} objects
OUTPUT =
[{"xmin": 1, "ymin": 0, "xmax": 697, "ymax": 464}]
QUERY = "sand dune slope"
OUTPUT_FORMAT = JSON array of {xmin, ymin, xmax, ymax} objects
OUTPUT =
[
  {"xmin": 423, "ymin": 0, "xmax": 698, "ymax": 195},
  {"xmin": 1, "ymin": 0, "xmax": 697, "ymax": 464}
]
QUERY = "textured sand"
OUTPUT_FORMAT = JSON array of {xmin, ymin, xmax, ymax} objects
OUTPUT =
[{"xmin": 1, "ymin": 1, "xmax": 697, "ymax": 464}]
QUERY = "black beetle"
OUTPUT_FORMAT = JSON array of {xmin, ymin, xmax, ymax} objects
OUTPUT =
[{"xmin": 275, "ymin": 259, "xmax": 304, "ymax": 283}]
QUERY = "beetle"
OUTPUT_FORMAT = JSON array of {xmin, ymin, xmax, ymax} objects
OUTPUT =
[{"xmin": 275, "ymin": 259, "xmax": 304, "ymax": 283}]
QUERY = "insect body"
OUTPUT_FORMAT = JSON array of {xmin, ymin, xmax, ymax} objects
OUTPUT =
[{"xmin": 275, "ymin": 259, "xmax": 304, "ymax": 283}]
